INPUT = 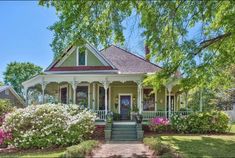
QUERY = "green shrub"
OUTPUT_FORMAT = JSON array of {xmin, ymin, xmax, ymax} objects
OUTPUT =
[
  {"xmin": 0, "ymin": 99, "xmax": 13, "ymax": 116},
  {"xmin": 0, "ymin": 99, "xmax": 13, "ymax": 126},
  {"xmin": 2, "ymin": 104, "xmax": 96, "ymax": 149},
  {"xmin": 171, "ymin": 110, "xmax": 229, "ymax": 133},
  {"xmin": 62, "ymin": 140, "xmax": 99, "ymax": 158},
  {"xmin": 143, "ymin": 137, "xmax": 174, "ymax": 156}
]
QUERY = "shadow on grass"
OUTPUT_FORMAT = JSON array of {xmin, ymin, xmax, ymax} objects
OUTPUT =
[{"xmin": 162, "ymin": 136, "xmax": 235, "ymax": 157}]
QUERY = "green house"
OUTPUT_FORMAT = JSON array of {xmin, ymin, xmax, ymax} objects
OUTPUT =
[{"xmin": 22, "ymin": 44, "xmax": 189, "ymax": 122}]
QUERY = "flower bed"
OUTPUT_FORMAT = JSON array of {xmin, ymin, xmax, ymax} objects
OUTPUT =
[
  {"xmin": 171, "ymin": 110, "xmax": 229, "ymax": 133},
  {"xmin": 1, "ymin": 104, "xmax": 96, "ymax": 149},
  {"xmin": 149, "ymin": 117, "xmax": 170, "ymax": 133}
]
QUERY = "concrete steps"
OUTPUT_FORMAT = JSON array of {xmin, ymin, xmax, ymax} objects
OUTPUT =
[{"xmin": 111, "ymin": 124, "xmax": 137, "ymax": 141}]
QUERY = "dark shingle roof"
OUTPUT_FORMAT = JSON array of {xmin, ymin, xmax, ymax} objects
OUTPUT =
[{"xmin": 101, "ymin": 45, "xmax": 161, "ymax": 74}]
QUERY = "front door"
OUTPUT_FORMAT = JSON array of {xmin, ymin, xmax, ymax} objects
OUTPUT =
[{"xmin": 120, "ymin": 95, "xmax": 131, "ymax": 120}]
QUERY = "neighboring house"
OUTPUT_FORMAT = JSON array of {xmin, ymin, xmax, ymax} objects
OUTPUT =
[
  {"xmin": 22, "ymin": 44, "xmax": 185, "ymax": 121},
  {"xmin": 0, "ymin": 86, "xmax": 25, "ymax": 108}
]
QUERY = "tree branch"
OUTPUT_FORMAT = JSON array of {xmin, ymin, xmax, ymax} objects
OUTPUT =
[{"xmin": 194, "ymin": 32, "xmax": 231, "ymax": 55}]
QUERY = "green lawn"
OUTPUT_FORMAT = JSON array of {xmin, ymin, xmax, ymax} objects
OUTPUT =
[
  {"xmin": 161, "ymin": 135, "xmax": 235, "ymax": 157},
  {"xmin": 0, "ymin": 149, "xmax": 65, "ymax": 158}
]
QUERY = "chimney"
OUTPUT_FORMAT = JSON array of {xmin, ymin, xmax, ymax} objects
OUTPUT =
[{"xmin": 145, "ymin": 45, "xmax": 150, "ymax": 62}]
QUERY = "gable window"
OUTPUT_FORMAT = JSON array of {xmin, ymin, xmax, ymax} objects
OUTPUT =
[
  {"xmin": 77, "ymin": 48, "xmax": 86, "ymax": 66},
  {"xmin": 143, "ymin": 88, "xmax": 155, "ymax": 111}
]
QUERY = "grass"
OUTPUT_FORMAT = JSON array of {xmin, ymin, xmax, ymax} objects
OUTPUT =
[
  {"xmin": 0, "ymin": 148, "xmax": 65, "ymax": 158},
  {"xmin": 0, "ymin": 140, "xmax": 99, "ymax": 158},
  {"xmin": 144, "ymin": 123, "xmax": 235, "ymax": 158}
]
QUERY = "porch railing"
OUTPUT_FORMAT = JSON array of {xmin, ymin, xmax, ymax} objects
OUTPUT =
[
  {"xmin": 142, "ymin": 111, "xmax": 193, "ymax": 120},
  {"xmin": 92, "ymin": 110, "xmax": 106, "ymax": 120},
  {"xmin": 142, "ymin": 111, "xmax": 167, "ymax": 120}
]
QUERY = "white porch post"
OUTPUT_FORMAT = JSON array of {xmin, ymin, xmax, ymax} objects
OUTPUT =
[
  {"xmin": 41, "ymin": 77, "xmax": 48, "ymax": 104},
  {"xmin": 137, "ymin": 82, "xmax": 142, "ymax": 114},
  {"xmin": 102, "ymin": 80, "xmax": 110, "ymax": 116},
  {"xmin": 71, "ymin": 79, "xmax": 77, "ymax": 104},
  {"xmin": 167, "ymin": 87, "xmax": 172, "ymax": 118},
  {"xmin": 92, "ymin": 83, "xmax": 95, "ymax": 110}
]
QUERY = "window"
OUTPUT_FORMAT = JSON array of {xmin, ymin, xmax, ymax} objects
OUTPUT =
[
  {"xmin": 98, "ymin": 86, "xmax": 109, "ymax": 110},
  {"xmin": 143, "ymin": 88, "xmax": 155, "ymax": 111},
  {"xmin": 77, "ymin": 48, "xmax": 86, "ymax": 66},
  {"xmin": 76, "ymin": 86, "xmax": 88, "ymax": 107},
  {"xmin": 60, "ymin": 87, "xmax": 67, "ymax": 104}
]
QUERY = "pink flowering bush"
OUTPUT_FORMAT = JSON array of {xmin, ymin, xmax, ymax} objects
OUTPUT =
[
  {"xmin": 0, "ymin": 128, "xmax": 12, "ymax": 146},
  {"xmin": 149, "ymin": 117, "xmax": 170, "ymax": 132}
]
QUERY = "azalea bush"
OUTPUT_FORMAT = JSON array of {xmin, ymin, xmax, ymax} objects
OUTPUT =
[
  {"xmin": 0, "ymin": 128, "xmax": 12, "ymax": 146},
  {"xmin": 149, "ymin": 117, "xmax": 170, "ymax": 132},
  {"xmin": 2, "ymin": 104, "xmax": 96, "ymax": 149},
  {"xmin": 171, "ymin": 110, "xmax": 229, "ymax": 133}
]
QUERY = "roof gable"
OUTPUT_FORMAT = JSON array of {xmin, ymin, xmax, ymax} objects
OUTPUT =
[
  {"xmin": 46, "ymin": 43, "xmax": 116, "ymax": 72},
  {"xmin": 0, "ymin": 86, "xmax": 25, "ymax": 106},
  {"xmin": 101, "ymin": 45, "xmax": 161, "ymax": 74}
]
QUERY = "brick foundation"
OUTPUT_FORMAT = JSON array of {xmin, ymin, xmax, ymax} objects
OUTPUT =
[{"xmin": 92, "ymin": 125, "xmax": 105, "ymax": 140}]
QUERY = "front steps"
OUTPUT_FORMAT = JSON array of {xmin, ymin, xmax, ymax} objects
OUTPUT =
[
  {"xmin": 111, "ymin": 124, "xmax": 137, "ymax": 141},
  {"xmin": 104, "ymin": 122, "xmax": 144, "ymax": 141}
]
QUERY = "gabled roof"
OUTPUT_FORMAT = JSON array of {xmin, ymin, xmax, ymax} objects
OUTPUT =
[
  {"xmin": 0, "ymin": 86, "xmax": 25, "ymax": 106},
  {"xmin": 45, "ymin": 43, "xmax": 116, "ymax": 72},
  {"xmin": 45, "ymin": 43, "xmax": 161, "ymax": 74},
  {"xmin": 101, "ymin": 45, "xmax": 162, "ymax": 74}
]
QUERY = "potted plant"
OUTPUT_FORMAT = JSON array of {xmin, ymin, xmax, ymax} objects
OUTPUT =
[{"xmin": 131, "ymin": 106, "xmax": 139, "ymax": 121}]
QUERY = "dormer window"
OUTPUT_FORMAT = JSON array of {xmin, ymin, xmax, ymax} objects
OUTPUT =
[{"xmin": 77, "ymin": 47, "xmax": 87, "ymax": 66}]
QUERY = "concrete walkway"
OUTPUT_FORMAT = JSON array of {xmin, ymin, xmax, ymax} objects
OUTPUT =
[{"xmin": 92, "ymin": 141, "xmax": 154, "ymax": 158}]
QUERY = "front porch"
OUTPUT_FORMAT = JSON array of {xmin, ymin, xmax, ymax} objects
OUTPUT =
[{"xmin": 23, "ymin": 74, "xmax": 190, "ymax": 121}]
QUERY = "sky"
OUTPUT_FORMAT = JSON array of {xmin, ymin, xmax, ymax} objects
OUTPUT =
[
  {"xmin": 0, "ymin": 1, "xmax": 57, "ymax": 82},
  {"xmin": 0, "ymin": 1, "xmax": 144, "ymax": 83}
]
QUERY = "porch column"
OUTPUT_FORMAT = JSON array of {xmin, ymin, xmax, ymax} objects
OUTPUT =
[
  {"xmin": 41, "ymin": 82, "xmax": 46, "ymax": 104},
  {"xmin": 137, "ymin": 82, "xmax": 142, "ymax": 114},
  {"xmin": 103, "ymin": 81, "xmax": 110, "ymax": 115},
  {"xmin": 92, "ymin": 83, "xmax": 95, "ymax": 110},
  {"xmin": 167, "ymin": 87, "xmax": 172, "ymax": 118},
  {"xmin": 71, "ymin": 80, "xmax": 77, "ymax": 104}
]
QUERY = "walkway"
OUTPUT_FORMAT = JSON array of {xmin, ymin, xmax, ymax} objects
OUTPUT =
[{"xmin": 92, "ymin": 141, "xmax": 154, "ymax": 158}]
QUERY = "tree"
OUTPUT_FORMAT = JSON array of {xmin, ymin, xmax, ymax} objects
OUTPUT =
[
  {"xmin": 0, "ymin": 82, "xmax": 3, "ymax": 86},
  {"xmin": 39, "ymin": 0, "xmax": 235, "ymax": 90},
  {"xmin": 3, "ymin": 62, "xmax": 42, "ymax": 96}
]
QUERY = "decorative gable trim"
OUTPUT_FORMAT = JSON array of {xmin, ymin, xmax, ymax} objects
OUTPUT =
[{"xmin": 46, "ymin": 43, "xmax": 116, "ymax": 72}]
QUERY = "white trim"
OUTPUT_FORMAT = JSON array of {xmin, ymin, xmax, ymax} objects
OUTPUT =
[
  {"xmin": 92, "ymin": 83, "xmax": 95, "ymax": 110},
  {"xmin": 97, "ymin": 85, "xmax": 108, "ymax": 110},
  {"xmin": 86, "ymin": 43, "xmax": 115, "ymax": 68},
  {"xmin": 142, "ymin": 87, "xmax": 156, "ymax": 112},
  {"xmin": 109, "ymin": 85, "xmax": 111, "ymax": 110},
  {"xmin": 118, "ymin": 93, "xmax": 132, "ymax": 114},
  {"xmin": 56, "ymin": 47, "xmax": 76, "ymax": 67},
  {"xmin": 60, "ymin": 84, "xmax": 69, "ymax": 104},
  {"xmin": 167, "ymin": 93, "xmax": 175, "ymax": 111}
]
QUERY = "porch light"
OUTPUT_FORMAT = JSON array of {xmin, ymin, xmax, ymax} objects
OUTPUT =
[
  {"xmin": 115, "ymin": 96, "xmax": 118, "ymax": 103},
  {"xmin": 133, "ymin": 97, "xmax": 136, "ymax": 101}
]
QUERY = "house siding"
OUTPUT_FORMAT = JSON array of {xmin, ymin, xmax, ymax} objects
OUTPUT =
[
  {"xmin": 0, "ymin": 90, "xmax": 24, "ymax": 107},
  {"xmin": 60, "ymin": 50, "xmax": 77, "ymax": 67}
]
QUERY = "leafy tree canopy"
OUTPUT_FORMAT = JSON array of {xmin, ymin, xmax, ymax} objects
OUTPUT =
[
  {"xmin": 0, "ymin": 82, "xmax": 3, "ymax": 86},
  {"xmin": 3, "ymin": 62, "xmax": 42, "ymax": 96},
  {"xmin": 40, "ymin": 0, "xmax": 235, "ymax": 90}
]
